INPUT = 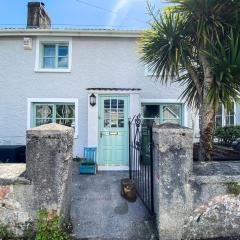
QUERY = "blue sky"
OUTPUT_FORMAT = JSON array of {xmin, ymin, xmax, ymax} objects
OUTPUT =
[{"xmin": 0, "ymin": 0, "xmax": 170, "ymax": 29}]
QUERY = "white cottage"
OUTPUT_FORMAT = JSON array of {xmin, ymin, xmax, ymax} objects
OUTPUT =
[{"xmin": 0, "ymin": 2, "xmax": 238, "ymax": 170}]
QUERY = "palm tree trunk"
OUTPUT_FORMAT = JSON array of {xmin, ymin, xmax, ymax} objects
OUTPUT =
[
  {"xmin": 199, "ymin": 54, "xmax": 215, "ymax": 161},
  {"xmin": 199, "ymin": 102, "xmax": 215, "ymax": 161}
]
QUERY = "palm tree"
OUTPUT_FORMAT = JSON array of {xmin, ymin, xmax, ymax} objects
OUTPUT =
[{"xmin": 140, "ymin": 0, "xmax": 240, "ymax": 161}]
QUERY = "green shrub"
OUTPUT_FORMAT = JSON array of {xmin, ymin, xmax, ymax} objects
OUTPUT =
[
  {"xmin": 0, "ymin": 224, "xmax": 16, "ymax": 240},
  {"xmin": 228, "ymin": 182, "xmax": 240, "ymax": 195},
  {"xmin": 215, "ymin": 125, "xmax": 240, "ymax": 146},
  {"xmin": 35, "ymin": 209, "xmax": 71, "ymax": 240}
]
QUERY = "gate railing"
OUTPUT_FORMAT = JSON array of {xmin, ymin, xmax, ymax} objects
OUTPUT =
[{"xmin": 129, "ymin": 114, "xmax": 154, "ymax": 215}]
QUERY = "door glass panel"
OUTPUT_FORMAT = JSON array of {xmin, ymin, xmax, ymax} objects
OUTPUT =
[
  {"xmin": 162, "ymin": 104, "xmax": 181, "ymax": 124},
  {"xmin": 118, "ymin": 119, "xmax": 124, "ymax": 128},
  {"xmin": 111, "ymin": 99, "xmax": 118, "ymax": 128},
  {"xmin": 111, "ymin": 119, "xmax": 118, "ymax": 128},
  {"xmin": 118, "ymin": 100, "xmax": 124, "ymax": 119},
  {"xmin": 104, "ymin": 99, "xmax": 110, "ymax": 120},
  {"xmin": 104, "ymin": 119, "xmax": 110, "ymax": 128},
  {"xmin": 103, "ymin": 98, "xmax": 125, "ymax": 129}
]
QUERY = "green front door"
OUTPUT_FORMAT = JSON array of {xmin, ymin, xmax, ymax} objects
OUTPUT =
[{"xmin": 99, "ymin": 96, "xmax": 129, "ymax": 167}]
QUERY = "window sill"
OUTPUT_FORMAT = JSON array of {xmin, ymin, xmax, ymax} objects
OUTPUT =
[{"xmin": 34, "ymin": 68, "xmax": 71, "ymax": 73}]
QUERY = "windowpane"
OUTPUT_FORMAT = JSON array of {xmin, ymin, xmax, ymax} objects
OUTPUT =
[
  {"xmin": 36, "ymin": 119, "xmax": 52, "ymax": 126},
  {"xmin": 226, "ymin": 116, "xmax": 234, "ymax": 126},
  {"xmin": 142, "ymin": 105, "xmax": 160, "ymax": 119},
  {"xmin": 226, "ymin": 103, "xmax": 234, "ymax": 115},
  {"xmin": 58, "ymin": 57, "xmax": 68, "ymax": 68},
  {"xmin": 43, "ymin": 57, "xmax": 55, "ymax": 68},
  {"xmin": 216, "ymin": 116, "xmax": 222, "ymax": 127},
  {"xmin": 36, "ymin": 105, "xmax": 53, "ymax": 118},
  {"xmin": 216, "ymin": 104, "xmax": 222, "ymax": 115},
  {"xmin": 58, "ymin": 46, "xmax": 68, "ymax": 57},
  {"xmin": 56, "ymin": 119, "xmax": 74, "ymax": 127},
  {"xmin": 43, "ymin": 45, "xmax": 55, "ymax": 57},
  {"xmin": 162, "ymin": 104, "xmax": 181, "ymax": 124},
  {"xmin": 33, "ymin": 103, "xmax": 75, "ymax": 130},
  {"xmin": 56, "ymin": 105, "xmax": 75, "ymax": 118},
  {"xmin": 41, "ymin": 43, "xmax": 69, "ymax": 69}
]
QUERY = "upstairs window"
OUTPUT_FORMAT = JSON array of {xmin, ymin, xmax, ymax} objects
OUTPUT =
[
  {"xmin": 35, "ymin": 38, "xmax": 72, "ymax": 72},
  {"xmin": 41, "ymin": 43, "xmax": 69, "ymax": 69}
]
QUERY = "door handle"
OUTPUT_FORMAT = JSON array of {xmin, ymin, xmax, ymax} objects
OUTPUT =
[{"xmin": 100, "ymin": 132, "xmax": 103, "ymax": 138}]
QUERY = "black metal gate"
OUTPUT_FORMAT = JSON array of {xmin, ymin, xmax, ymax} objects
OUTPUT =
[{"xmin": 129, "ymin": 114, "xmax": 154, "ymax": 215}]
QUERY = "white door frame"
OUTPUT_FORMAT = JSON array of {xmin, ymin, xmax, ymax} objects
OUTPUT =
[{"xmin": 87, "ymin": 90, "xmax": 140, "ymax": 171}]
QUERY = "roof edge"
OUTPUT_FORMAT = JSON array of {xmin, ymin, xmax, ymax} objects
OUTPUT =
[{"xmin": 0, "ymin": 29, "xmax": 144, "ymax": 38}]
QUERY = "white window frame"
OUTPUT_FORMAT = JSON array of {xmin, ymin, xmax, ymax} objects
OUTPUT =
[
  {"xmin": 27, "ymin": 98, "xmax": 78, "ymax": 138},
  {"xmin": 35, "ymin": 37, "xmax": 72, "ymax": 73},
  {"xmin": 220, "ymin": 103, "xmax": 236, "ymax": 127},
  {"xmin": 194, "ymin": 102, "xmax": 236, "ymax": 138}
]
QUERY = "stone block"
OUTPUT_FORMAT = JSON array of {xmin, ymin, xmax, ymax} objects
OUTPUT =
[
  {"xmin": 26, "ymin": 123, "xmax": 74, "ymax": 218},
  {"xmin": 152, "ymin": 123, "xmax": 193, "ymax": 240}
]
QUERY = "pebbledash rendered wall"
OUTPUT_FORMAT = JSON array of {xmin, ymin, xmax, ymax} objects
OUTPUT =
[
  {"xmin": 0, "ymin": 31, "xmax": 191, "ymax": 157},
  {"xmin": 0, "ymin": 124, "xmax": 73, "ymax": 235}
]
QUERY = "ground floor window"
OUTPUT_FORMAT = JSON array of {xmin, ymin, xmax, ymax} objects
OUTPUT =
[
  {"xmin": 32, "ymin": 103, "xmax": 75, "ymax": 128},
  {"xmin": 141, "ymin": 103, "xmax": 183, "ymax": 125},
  {"xmin": 215, "ymin": 102, "xmax": 235, "ymax": 127}
]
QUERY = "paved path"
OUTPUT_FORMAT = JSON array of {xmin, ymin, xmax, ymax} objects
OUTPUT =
[{"xmin": 71, "ymin": 163, "xmax": 158, "ymax": 240}]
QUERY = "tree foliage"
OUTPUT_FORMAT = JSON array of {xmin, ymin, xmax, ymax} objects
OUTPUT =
[{"xmin": 140, "ymin": 0, "xmax": 240, "ymax": 108}]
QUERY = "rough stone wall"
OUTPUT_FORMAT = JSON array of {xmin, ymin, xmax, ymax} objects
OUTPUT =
[
  {"xmin": 192, "ymin": 161, "xmax": 240, "ymax": 208},
  {"xmin": 26, "ymin": 123, "xmax": 74, "ymax": 218},
  {"xmin": 153, "ymin": 124, "xmax": 240, "ymax": 240},
  {"xmin": 152, "ymin": 123, "xmax": 193, "ymax": 240},
  {"xmin": 0, "ymin": 124, "xmax": 74, "ymax": 235},
  {"xmin": 0, "ymin": 170, "xmax": 33, "ymax": 235}
]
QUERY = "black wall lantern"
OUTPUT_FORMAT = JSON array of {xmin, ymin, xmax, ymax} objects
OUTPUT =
[{"xmin": 90, "ymin": 93, "xmax": 96, "ymax": 107}]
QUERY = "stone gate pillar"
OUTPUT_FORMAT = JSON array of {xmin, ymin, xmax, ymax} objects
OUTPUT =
[
  {"xmin": 26, "ymin": 123, "xmax": 74, "ymax": 219},
  {"xmin": 152, "ymin": 123, "xmax": 193, "ymax": 240}
]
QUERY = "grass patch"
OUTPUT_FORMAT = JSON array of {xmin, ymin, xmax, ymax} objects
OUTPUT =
[
  {"xmin": 0, "ymin": 210, "xmax": 72, "ymax": 240},
  {"xmin": 228, "ymin": 182, "xmax": 240, "ymax": 195}
]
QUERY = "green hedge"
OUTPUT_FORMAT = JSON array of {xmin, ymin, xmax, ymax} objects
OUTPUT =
[{"xmin": 215, "ymin": 125, "xmax": 240, "ymax": 146}]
